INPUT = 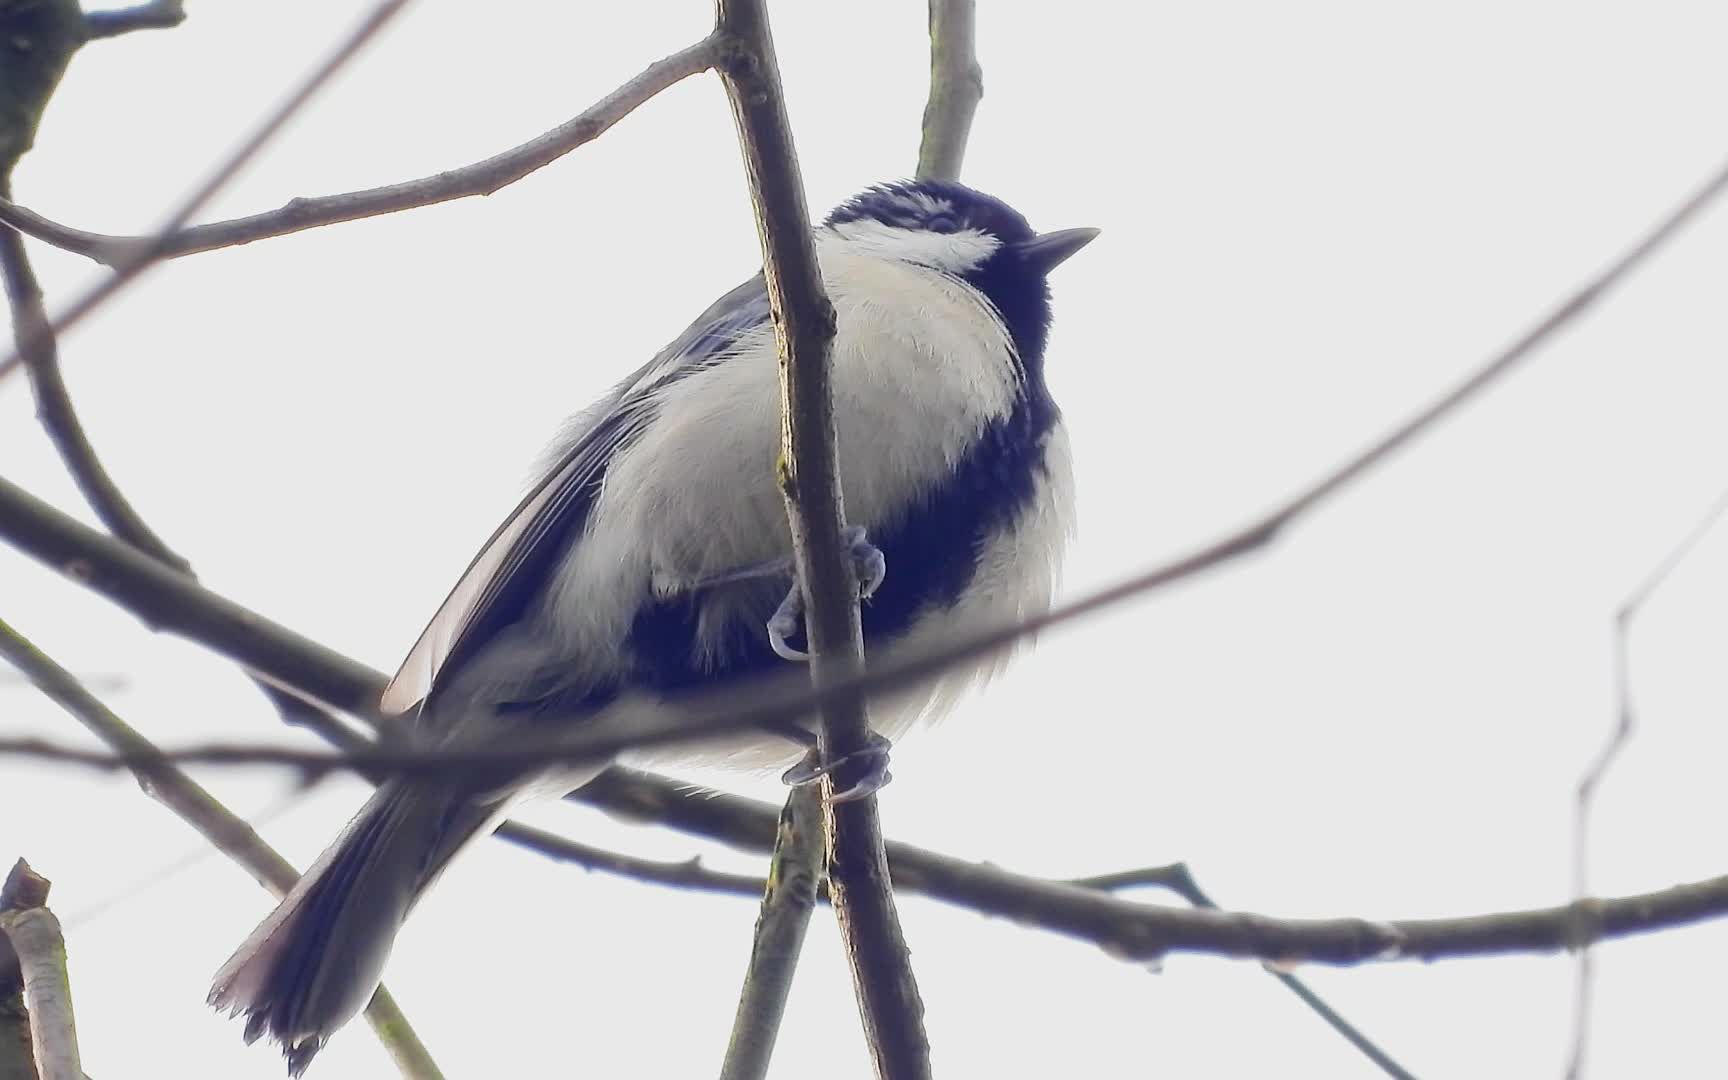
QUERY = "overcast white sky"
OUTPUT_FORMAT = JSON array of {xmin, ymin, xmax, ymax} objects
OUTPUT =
[{"xmin": 5, "ymin": 2, "xmax": 1728, "ymax": 1077}]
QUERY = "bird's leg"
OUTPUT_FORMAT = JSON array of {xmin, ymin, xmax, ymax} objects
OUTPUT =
[
  {"xmin": 694, "ymin": 525, "xmax": 886, "ymax": 662},
  {"xmin": 782, "ymin": 731, "xmax": 893, "ymax": 803}
]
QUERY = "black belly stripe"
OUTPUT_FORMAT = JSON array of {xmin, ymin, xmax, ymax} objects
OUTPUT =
[{"xmin": 623, "ymin": 382, "xmax": 1057, "ymax": 693}]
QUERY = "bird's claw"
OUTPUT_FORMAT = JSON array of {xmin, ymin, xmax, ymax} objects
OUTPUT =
[
  {"xmin": 781, "ymin": 732, "xmax": 893, "ymax": 802},
  {"xmin": 766, "ymin": 525, "xmax": 885, "ymax": 662}
]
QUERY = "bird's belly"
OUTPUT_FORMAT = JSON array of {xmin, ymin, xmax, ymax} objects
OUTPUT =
[{"xmin": 616, "ymin": 424, "xmax": 1073, "ymax": 776}]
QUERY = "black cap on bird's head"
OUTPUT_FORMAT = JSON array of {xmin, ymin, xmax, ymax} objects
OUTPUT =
[{"xmin": 824, "ymin": 178, "xmax": 1098, "ymax": 367}]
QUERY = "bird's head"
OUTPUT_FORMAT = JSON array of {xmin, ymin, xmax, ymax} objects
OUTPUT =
[{"xmin": 823, "ymin": 178, "xmax": 1097, "ymax": 364}]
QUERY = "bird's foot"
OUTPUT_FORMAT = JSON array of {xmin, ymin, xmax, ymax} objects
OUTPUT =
[
  {"xmin": 766, "ymin": 525, "xmax": 885, "ymax": 662},
  {"xmin": 781, "ymin": 731, "xmax": 893, "ymax": 802}
]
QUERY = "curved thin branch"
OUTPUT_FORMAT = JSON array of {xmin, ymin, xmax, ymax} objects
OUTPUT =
[
  {"xmin": 0, "ymin": 182, "xmax": 184, "ymax": 567},
  {"xmin": 0, "ymin": 38, "xmax": 719, "ymax": 274},
  {"xmin": 915, "ymin": 0, "xmax": 981, "ymax": 182},
  {"xmin": 494, "ymin": 820, "xmax": 768, "ymax": 897},
  {"xmin": 1565, "ymin": 486, "xmax": 1728, "ymax": 1080},
  {"xmin": 0, "ymin": 619, "xmax": 444, "ymax": 1079}
]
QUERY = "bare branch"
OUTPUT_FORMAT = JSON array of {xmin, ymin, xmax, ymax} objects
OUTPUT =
[
  {"xmin": 1090, "ymin": 863, "xmax": 1413, "ymax": 1080},
  {"xmin": 720, "ymin": 786, "xmax": 824, "ymax": 1080},
  {"xmin": 81, "ymin": 1, "xmax": 184, "ymax": 41},
  {"xmin": 494, "ymin": 820, "xmax": 768, "ymax": 897},
  {"xmin": 0, "ymin": 0, "xmax": 414, "ymax": 378},
  {"xmin": 0, "ymin": 620, "xmax": 444, "ymax": 1079},
  {"xmin": 10, "ymin": 725, "xmax": 1728, "ymax": 965},
  {"xmin": 0, "ymin": 182, "xmax": 184, "ymax": 566},
  {"xmin": 0, "ymin": 472, "xmax": 388, "ymax": 716},
  {"xmin": 915, "ymin": 0, "xmax": 980, "ymax": 181},
  {"xmin": 714, "ymin": 3, "xmax": 931, "ymax": 1074},
  {"xmin": 1565, "ymin": 486, "xmax": 1728, "ymax": 1080},
  {"xmin": 0, "ymin": 862, "xmax": 78, "ymax": 1080},
  {"xmin": 0, "ymin": 38, "xmax": 719, "ymax": 273}
]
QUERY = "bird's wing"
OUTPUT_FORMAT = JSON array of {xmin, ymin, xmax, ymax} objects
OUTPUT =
[{"xmin": 379, "ymin": 275, "xmax": 773, "ymax": 716}]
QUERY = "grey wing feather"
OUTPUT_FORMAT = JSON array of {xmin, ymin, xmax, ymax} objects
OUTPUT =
[{"xmin": 378, "ymin": 275, "xmax": 771, "ymax": 716}]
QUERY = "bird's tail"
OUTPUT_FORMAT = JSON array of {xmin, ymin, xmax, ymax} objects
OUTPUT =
[{"xmin": 209, "ymin": 778, "xmax": 496, "ymax": 1075}]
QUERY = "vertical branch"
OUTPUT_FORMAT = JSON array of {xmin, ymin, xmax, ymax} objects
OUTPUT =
[
  {"xmin": 0, "ymin": 619, "xmax": 444, "ymax": 1080},
  {"xmin": 915, "ymin": 0, "xmax": 980, "ymax": 182},
  {"xmin": 719, "ymin": 786, "xmax": 824, "ymax": 1080},
  {"xmin": 712, "ymin": 1, "xmax": 932, "ymax": 1077},
  {"xmin": 0, "ymin": 862, "xmax": 79, "ymax": 1080}
]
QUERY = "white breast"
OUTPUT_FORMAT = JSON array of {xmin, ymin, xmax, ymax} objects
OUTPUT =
[
  {"xmin": 543, "ymin": 244, "xmax": 1025, "ymax": 664},
  {"xmin": 616, "ymin": 422, "xmax": 1075, "ymax": 774}
]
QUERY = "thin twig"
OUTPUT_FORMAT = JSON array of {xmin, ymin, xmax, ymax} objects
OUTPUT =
[
  {"xmin": 719, "ymin": 786, "xmax": 825, "ymax": 1080},
  {"xmin": 0, "ymin": 861, "xmax": 78, "ymax": 1080},
  {"xmin": 495, "ymin": 820, "xmax": 769, "ymax": 897},
  {"xmin": 81, "ymin": 1, "xmax": 184, "ymax": 40},
  {"xmin": 0, "ymin": 38, "xmax": 720, "ymax": 275},
  {"xmin": 1091, "ymin": 863, "xmax": 1414, "ymax": 1080},
  {"xmin": 0, "ymin": 195, "xmax": 185, "ymax": 566},
  {"xmin": 715, "ymin": 2, "xmax": 930, "ymax": 1073},
  {"xmin": 0, "ymin": 0, "xmax": 414, "ymax": 379},
  {"xmin": 915, "ymin": 0, "xmax": 980, "ymax": 182},
  {"xmin": 0, "ymin": 619, "xmax": 445, "ymax": 1079},
  {"xmin": 1564, "ymin": 486, "xmax": 1728, "ymax": 1080}
]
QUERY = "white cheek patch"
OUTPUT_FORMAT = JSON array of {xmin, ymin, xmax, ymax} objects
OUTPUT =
[{"xmin": 824, "ymin": 219, "xmax": 1001, "ymax": 275}]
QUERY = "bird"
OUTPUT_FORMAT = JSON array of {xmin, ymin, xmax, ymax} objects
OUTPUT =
[{"xmin": 209, "ymin": 178, "xmax": 1096, "ymax": 1073}]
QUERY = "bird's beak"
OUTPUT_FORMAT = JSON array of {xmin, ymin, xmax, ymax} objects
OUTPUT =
[{"xmin": 1019, "ymin": 227, "xmax": 1100, "ymax": 274}]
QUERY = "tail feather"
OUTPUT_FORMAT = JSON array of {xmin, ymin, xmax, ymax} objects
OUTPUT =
[{"xmin": 210, "ymin": 780, "xmax": 493, "ymax": 1075}]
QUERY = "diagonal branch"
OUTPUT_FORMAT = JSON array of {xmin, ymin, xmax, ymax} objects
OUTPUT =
[
  {"xmin": 0, "ymin": 0, "xmax": 414, "ymax": 379},
  {"xmin": 0, "ymin": 38, "xmax": 719, "ymax": 275},
  {"xmin": 915, "ymin": 0, "xmax": 980, "ymax": 182},
  {"xmin": 719, "ymin": 785, "xmax": 825, "ymax": 1080},
  {"xmin": 1088, "ymin": 863, "xmax": 1413, "ymax": 1080},
  {"xmin": 714, "ymin": 2, "xmax": 931, "ymax": 1077},
  {"xmin": 0, "ymin": 617, "xmax": 444, "ymax": 1080}
]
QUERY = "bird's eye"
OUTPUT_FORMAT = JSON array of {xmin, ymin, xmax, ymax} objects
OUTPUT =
[{"xmin": 924, "ymin": 213, "xmax": 960, "ymax": 234}]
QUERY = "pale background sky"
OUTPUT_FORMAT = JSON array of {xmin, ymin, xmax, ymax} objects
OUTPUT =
[{"xmin": 5, "ymin": 2, "xmax": 1728, "ymax": 1077}]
